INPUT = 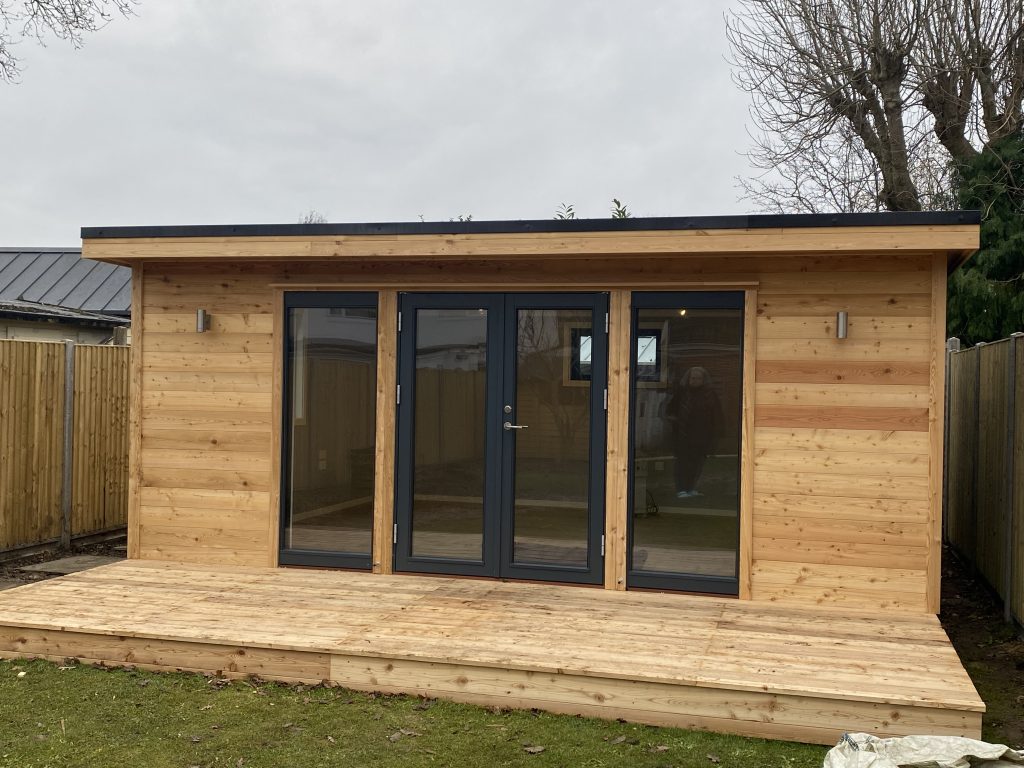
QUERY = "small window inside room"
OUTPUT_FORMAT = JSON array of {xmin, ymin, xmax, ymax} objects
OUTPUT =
[
  {"xmin": 628, "ymin": 292, "xmax": 744, "ymax": 594},
  {"xmin": 568, "ymin": 328, "xmax": 593, "ymax": 381},
  {"xmin": 281, "ymin": 292, "xmax": 378, "ymax": 569}
]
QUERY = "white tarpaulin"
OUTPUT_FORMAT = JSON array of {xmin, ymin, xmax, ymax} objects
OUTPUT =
[{"xmin": 824, "ymin": 733, "xmax": 1024, "ymax": 768}]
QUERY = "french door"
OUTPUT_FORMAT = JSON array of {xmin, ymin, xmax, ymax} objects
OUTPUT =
[{"xmin": 393, "ymin": 292, "xmax": 608, "ymax": 584}]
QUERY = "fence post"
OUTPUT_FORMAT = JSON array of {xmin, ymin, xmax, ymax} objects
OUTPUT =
[
  {"xmin": 60, "ymin": 340, "xmax": 75, "ymax": 551},
  {"xmin": 943, "ymin": 338, "xmax": 961, "ymax": 544},
  {"xmin": 970, "ymin": 343, "xmax": 985, "ymax": 568},
  {"xmin": 1006, "ymin": 333, "xmax": 1023, "ymax": 623}
]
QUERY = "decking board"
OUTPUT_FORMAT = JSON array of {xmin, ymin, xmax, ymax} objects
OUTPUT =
[{"xmin": 0, "ymin": 561, "xmax": 983, "ymax": 745}]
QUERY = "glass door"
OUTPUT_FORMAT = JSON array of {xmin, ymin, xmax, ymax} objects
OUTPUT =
[
  {"xmin": 627, "ymin": 291, "xmax": 745, "ymax": 594},
  {"xmin": 394, "ymin": 293, "xmax": 607, "ymax": 584},
  {"xmin": 498, "ymin": 295, "xmax": 607, "ymax": 583},
  {"xmin": 393, "ymin": 294, "xmax": 503, "ymax": 577}
]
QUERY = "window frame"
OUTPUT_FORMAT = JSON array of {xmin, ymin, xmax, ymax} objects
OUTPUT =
[
  {"xmin": 279, "ymin": 291, "xmax": 379, "ymax": 570},
  {"xmin": 626, "ymin": 291, "xmax": 745, "ymax": 595}
]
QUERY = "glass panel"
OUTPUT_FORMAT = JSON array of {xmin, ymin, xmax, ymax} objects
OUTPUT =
[
  {"xmin": 285, "ymin": 306, "xmax": 377, "ymax": 554},
  {"xmin": 631, "ymin": 306, "xmax": 743, "ymax": 578},
  {"xmin": 411, "ymin": 308, "xmax": 489, "ymax": 560},
  {"xmin": 512, "ymin": 308, "xmax": 591, "ymax": 567}
]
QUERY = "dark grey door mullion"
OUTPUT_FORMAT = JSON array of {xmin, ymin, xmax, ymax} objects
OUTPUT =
[
  {"xmin": 496, "ymin": 293, "xmax": 517, "ymax": 581},
  {"xmin": 482, "ymin": 297, "xmax": 506, "ymax": 575}
]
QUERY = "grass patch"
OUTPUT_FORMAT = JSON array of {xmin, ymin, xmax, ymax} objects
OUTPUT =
[{"xmin": 0, "ymin": 658, "xmax": 827, "ymax": 768}]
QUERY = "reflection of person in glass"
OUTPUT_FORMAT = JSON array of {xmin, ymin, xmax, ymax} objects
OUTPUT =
[{"xmin": 666, "ymin": 366, "xmax": 722, "ymax": 499}]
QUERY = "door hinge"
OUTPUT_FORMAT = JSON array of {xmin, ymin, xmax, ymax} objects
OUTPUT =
[
  {"xmin": 604, "ymin": 312, "xmax": 609, "ymax": 333},
  {"xmin": 603, "ymin": 388, "xmax": 608, "ymax": 410},
  {"xmin": 393, "ymin": 523, "xmax": 398, "ymax": 544},
  {"xmin": 397, "ymin": 311, "xmax": 402, "ymax": 332},
  {"xmin": 396, "ymin": 383, "xmax": 401, "ymax": 405},
  {"xmin": 601, "ymin": 535, "xmax": 605, "ymax": 557}
]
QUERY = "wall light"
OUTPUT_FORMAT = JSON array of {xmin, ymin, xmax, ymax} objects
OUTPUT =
[
  {"xmin": 197, "ymin": 308, "xmax": 212, "ymax": 333},
  {"xmin": 836, "ymin": 311, "xmax": 849, "ymax": 340}
]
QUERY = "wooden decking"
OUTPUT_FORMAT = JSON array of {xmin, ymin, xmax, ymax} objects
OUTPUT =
[{"xmin": 0, "ymin": 560, "xmax": 983, "ymax": 745}]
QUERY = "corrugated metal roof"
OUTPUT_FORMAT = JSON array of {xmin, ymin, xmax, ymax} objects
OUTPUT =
[{"xmin": 0, "ymin": 248, "xmax": 131, "ymax": 316}]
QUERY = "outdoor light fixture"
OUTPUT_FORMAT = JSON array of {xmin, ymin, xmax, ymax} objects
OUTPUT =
[
  {"xmin": 196, "ymin": 308, "xmax": 212, "ymax": 333},
  {"xmin": 678, "ymin": 309, "xmax": 687, "ymax": 317},
  {"xmin": 836, "ymin": 311, "xmax": 849, "ymax": 339}
]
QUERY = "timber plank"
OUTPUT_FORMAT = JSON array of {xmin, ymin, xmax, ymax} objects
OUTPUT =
[
  {"xmin": 756, "ymin": 360, "xmax": 930, "ymax": 385},
  {"xmin": 755, "ymin": 383, "xmax": 929, "ymax": 408},
  {"xmin": 753, "ymin": 493, "xmax": 928, "ymax": 522},
  {"xmin": 756, "ymin": 338, "xmax": 931, "ymax": 363},
  {"xmin": 757, "ymin": 316, "xmax": 931, "ymax": 340},
  {"xmin": 753, "ymin": 470, "xmax": 928, "ymax": 500},
  {"xmin": 757, "ymin": 293, "xmax": 932, "ymax": 317},
  {"xmin": 144, "ymin": 313, "xmax": 273, "ymax": 334},
  {"xmin": 755, "ymin": 405, "xmax": 929, "ymax": 432},
  {"xmin": 753, "ymin": 427, "xmax": 929, "ymax": 453},
  {"xmin": 753, "ymin": 448, "xmax": 928, "ymax": 477}
]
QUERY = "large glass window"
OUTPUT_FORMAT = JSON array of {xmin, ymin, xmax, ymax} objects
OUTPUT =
[
  {"xmin": 281, "ymin": 293, "xmax": 378, "ymax": 568},
  {"xmin": 628, "ymin": 292, "xmax": 744, "ymax": 594}
]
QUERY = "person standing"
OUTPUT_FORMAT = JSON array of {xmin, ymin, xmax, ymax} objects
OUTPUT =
[{"xmin": 666, "ymin": 366, "xmax": 722, "ymax": 499}]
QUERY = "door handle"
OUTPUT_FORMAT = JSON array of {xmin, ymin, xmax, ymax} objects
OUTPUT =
[{"xmin": 503, "ymin": 421, "xmax": 529, "ymax": 430}]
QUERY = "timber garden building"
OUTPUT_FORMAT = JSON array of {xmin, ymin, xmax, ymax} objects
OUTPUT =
[{"xmin": 0, "ymin": 212, "xmax": 989, "ymax": 743}]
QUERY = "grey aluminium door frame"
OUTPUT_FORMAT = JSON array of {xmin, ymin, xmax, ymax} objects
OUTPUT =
[{"xmin": 392, "ymin": 291, "xmax": 608, "ymax": 584}]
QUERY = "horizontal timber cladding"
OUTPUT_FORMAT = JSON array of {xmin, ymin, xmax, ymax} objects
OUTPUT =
[{"xmin": 133, "ymin": 248, "xmax": 942, "ymax": 612}]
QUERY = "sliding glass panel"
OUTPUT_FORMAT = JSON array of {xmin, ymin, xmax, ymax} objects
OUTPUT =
[
  {"xmin": 630, "ymin": 297, "xmax": 743, "ymax": 589},
  {"xmin": 283, "ymin": 298, "xmax": 377, "ymax": 566},
  {"xmin": 411, "ymin": 308, "xmax": 489, "ymax": 561},
  {"xmin": 510, "ymin": 307, "xmax": 592, "ymax": 567}
]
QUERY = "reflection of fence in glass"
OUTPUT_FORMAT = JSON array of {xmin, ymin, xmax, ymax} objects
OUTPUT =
[
  {"xmin": 945, "ymin": 333, "xmax": 1024, "ymax": 626},
  {"xmin": 285, "ymin": 306, "xmax": 377, "ymax": 558}
]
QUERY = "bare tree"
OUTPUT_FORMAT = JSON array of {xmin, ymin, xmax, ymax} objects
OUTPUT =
[
  {"xmin": 728, "ymin": 0, "xmax": 1024, "ymax": 212},
  {"xmin": 1, "ymin": 1, "xmax": 135, "ymax": 83},
  {"xmin": 298, "ymin": 209, "xmax": 328, "ymax": 224}
]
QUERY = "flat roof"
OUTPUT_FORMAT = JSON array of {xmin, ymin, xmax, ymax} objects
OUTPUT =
[{"xmin": 81, "ymin": 210, "xmax": 980, "ymax": 240}]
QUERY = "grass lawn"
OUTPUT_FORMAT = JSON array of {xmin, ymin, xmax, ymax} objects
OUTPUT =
[{"xmin": 0, "ymin": 659, "xmax": 827, "ymax": 768}]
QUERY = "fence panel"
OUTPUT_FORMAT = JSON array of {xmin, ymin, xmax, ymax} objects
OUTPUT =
[
  {"xmin": 945, "ymin": 334, "xmax": 1023, "ymax": 626},
  {"xmin": 946, "ymin": 346, "xmax": 978, "ymax": 561},
  {"xmin": 0, "ymin": 339, "xmax": 129, "ymax": 553},
  {"xmin": 977, "ymin": 341, "xmax": 1010, "ymax": 592},
  {"xmin": 1013, "ymin": 335, "xmax": 1024, "ymax": 622},
  {"xmin": 0, "ymin": 341, "xmax": 64, "ymax": 551},
  {"xmin": 72, "ymin": 344, "xmax": 131, "ymax": 537}
]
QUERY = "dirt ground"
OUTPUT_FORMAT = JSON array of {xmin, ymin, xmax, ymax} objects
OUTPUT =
[
  {"xmin": 0, "ymin": 537, "xmax": 126, "ymax": 587},
  {"xmin": 940, "ymin": 546, "xmax": 1024, "ymax": 748}
]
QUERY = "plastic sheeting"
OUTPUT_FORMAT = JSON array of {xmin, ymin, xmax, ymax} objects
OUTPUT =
[{"xmin": 824, "ymin": 733, "xmax": 1024, "ymax": 768}]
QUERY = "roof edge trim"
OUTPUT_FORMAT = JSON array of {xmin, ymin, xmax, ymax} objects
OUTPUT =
[{"xmin": 82, "ymin": 211, "xmax": 982, "ymax": 240}]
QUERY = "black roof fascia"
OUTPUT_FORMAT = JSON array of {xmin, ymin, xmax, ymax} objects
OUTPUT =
[
  {"xmin": 0, "ymin": 308, "xmax": 125, "ymax": 328},
  {"xmin": 81, "ymin": 210, "xmax": 981, "ymax": 240}
]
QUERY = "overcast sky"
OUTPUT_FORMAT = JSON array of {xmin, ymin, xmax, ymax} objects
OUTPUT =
[{"xmin": 1, "ymin": 1, "xmax": 755, "ymax": 246}]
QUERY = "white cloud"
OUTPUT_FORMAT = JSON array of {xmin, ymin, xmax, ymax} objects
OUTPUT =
[{"xmin": 0, "ymin": 0, "xmax": 755, "ymax": 245}]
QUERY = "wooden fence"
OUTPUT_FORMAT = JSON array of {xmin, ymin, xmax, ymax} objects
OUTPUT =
[
  {"xmin": 945, "ymin": 333, "xmax": 1024, "ymax": 625},
  {"xmin": 0, "ymin": 339, "xmax": 129, "ymax": 553}
]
